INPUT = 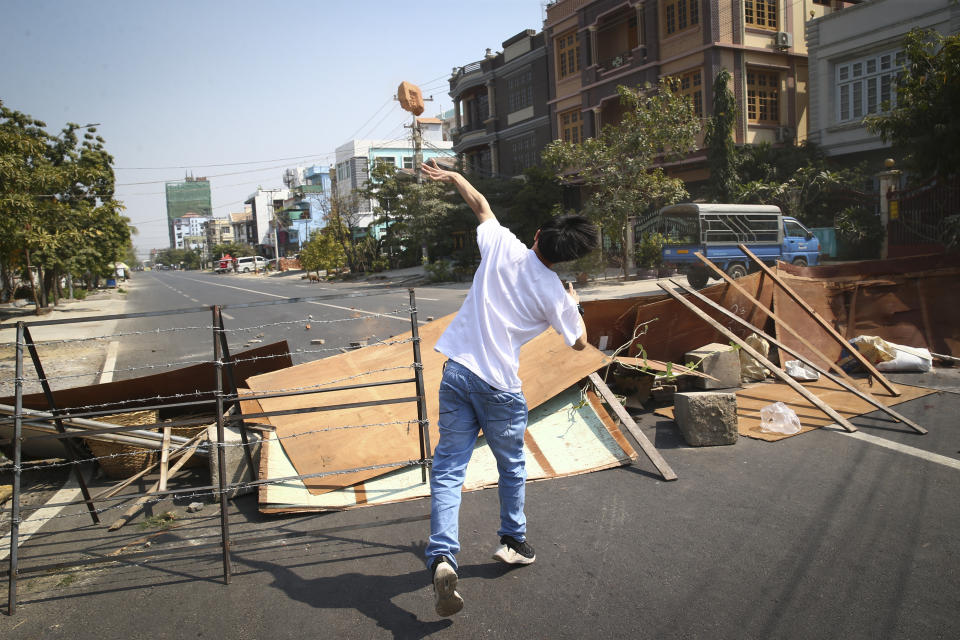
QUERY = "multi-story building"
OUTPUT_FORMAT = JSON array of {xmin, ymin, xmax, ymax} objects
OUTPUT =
[
  {"xmin": 544, "ymin": 0, "xmax": 862, "ymax": 184},
  {"xmin": 807, "ymin": 0, "xmax": 960, "ymax": 166},
  {"xmin": 165, "ymin": 177, "xmax": 212, "ymax": 248},
  {"xmin": 280, "ymin": 165, "xmax": 331, "ymax": 249},
  {"xmin": 229, "ymin": 210, "xmax": 256, "ymax": 246},
  {"xmin": 243, "ymin": 187, "xmax": 291, "ymax": 257},
  {"xmin": 172, "ymin": 213, "xmax": 209, "ymax": 250},
  {"xmin": 448, "ymin": 29, "xmax": 553, "ymax": 178},
  {"xmin": 334, "ymin": 121, "xmax": 454, "ymax": 236},
  {"xmin": 205, "ymin": 218, "xmax": 233, "ymax": 250}
]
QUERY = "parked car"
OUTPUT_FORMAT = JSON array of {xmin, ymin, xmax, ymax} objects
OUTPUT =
[
  {"xmin": 214, "ymin": 256, "xmax": 234, "ymax": 273},
  {"xmin": 659, "ymin": 203, "xmax": 820, "ymax": 289},
  {"xmin": 234, "ymin": 256, "xmax": 269, "ymax": 273}
]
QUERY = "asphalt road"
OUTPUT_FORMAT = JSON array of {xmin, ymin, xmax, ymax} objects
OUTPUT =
[
  {"xmin": 1, "ymin": 273, "xmax": 958, "ymax": 638},
  {"xmin": 110, "ymin": 270, "xmax": 469, "ymax": 380}
]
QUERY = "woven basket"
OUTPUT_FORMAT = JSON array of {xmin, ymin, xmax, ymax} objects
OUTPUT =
[{"xmin": 85, "ymin": 410, "xmax": 159, "ymax": 479}]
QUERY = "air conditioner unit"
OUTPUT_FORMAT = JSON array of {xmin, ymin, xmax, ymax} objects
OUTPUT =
[
  {"xmin": 775, "ymin": 126, "xmax": 795, "ymax": 143},
  {"xmin": 775, "ymin": 31, "xmax": 793, "ymax": 48}
]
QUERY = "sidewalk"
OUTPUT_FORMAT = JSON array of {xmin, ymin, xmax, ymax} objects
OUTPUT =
[{"xmin": 0, "ymin": 282, "xmax": 136, "ymax": 398}]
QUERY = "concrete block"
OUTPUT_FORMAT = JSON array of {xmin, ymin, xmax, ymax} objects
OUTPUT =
[
  {"xmin": 207, "ymin": 424, "xmax": 262, "ymax": 499},
  {"xmin": 685, "ymin": 343, "xmax": 741, "ymax": 389},
  {"xmin": 673, "ymin": 391, "xmax": 738, "ymax": 446}
]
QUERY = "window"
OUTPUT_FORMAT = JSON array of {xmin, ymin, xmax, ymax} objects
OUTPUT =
[
  {"xmin": 746, "ymin": 70, "xmax": 780, "ymax": 124},
  {"xmin": 510, "ymin": 133, "xmax": 538, "ymax": 172},
  {"xmin": 745, "ymin": 0, "xmax": 778, "ymax": 30},
  {"xmin": 507, "ymin": 70, "xmax": 533, "ymax": 113},
  {"xmin": 402, "ymin": 156, "xmax": 413, "ymax": 169},
  {"xmin": 678, "ymin": 69, "xmax": 704, "ymax": 117},
  {"xmin": 374, "ymin": 156, "xmax": 395, "ymax": 168},
  {"xmin": 836, "ymin": 50, "xmax": 904, "ymax": 123},
  {"xmin": 559, "ymin": 108, "xmax": 583, "ymax": 143},
  {"xmin": 784, "ymin": 220, "xmax": 808, "ymax": 237},
  {"xmin": 556, "ymin": 30, "xmax": 580, "ymax": 80},
  {"xmin": 663, "ymin": 0, "xmax": 699, "ymax": 36}
]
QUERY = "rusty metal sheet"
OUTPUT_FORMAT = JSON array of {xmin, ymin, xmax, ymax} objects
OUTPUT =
[
  {"xmin": 617, "ymin": 272, "xmax": 776, "ymax": 362},
  {"xmin": 774, "ymin": 257, "xmax": 960, "ymax": 361},
  {"xmin": 1, "ymin": 341, "xmax": 293, "ymax": 414}
]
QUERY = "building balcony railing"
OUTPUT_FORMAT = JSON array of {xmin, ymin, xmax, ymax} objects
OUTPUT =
[{"xmin": 451, "ymin": 60, "xmax": 483, "ymax": 85}]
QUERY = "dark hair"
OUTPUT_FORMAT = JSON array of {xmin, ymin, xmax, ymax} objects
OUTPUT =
[{"xmin": 536, "ymin": 215, "xmax": 600, "ymax": 264}]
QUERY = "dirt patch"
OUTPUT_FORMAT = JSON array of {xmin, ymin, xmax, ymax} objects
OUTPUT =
[{"xmin": 0, "ymin": 340, "xmax": 108, "ymax": 397}]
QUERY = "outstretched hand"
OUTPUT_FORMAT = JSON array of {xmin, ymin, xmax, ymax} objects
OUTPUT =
[
  {"xmin": 421, "ymin": 158, "xmax": 455, "ymax": 183},
  {"xmin": 566, "ymin": 281, "xmax": 580, "ymax": 304}
]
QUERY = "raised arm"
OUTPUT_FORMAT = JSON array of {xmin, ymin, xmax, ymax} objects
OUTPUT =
[
  {"xmin": 421, "ymin": 159, "xmax": 495, "ymax": 224},
  {"xmin": 565, "ymin": 281, "xmax": 588, "ymax": 351}
]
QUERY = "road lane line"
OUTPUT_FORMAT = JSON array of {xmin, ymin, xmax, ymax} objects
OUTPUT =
[
  {"xmin": 99, "ymin": 340, "xmax": 120, "ymax": 384},
  {"xmin": 0, "ymin": 475, "xmax": 83, "ymax": 562},
  {"xmin": 826, "ymin": 426, "xmax": 960, "ymax": 471},
  {"xmin": 175, "ymin": 277, "xmax": 418, "ymax": 323}
]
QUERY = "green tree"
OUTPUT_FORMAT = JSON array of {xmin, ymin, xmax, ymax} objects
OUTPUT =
[
  {"xmin": 865, "ymin": 28, "xmax": 960, "ymax": 179},
  {"xmin": 542, "ymin": 79, "xmax": 701, "ymax": 277},
  {"xmin": 360, "ymin": 161, "xmax": 454, "ymax": 269},
  {"xmin": 705, "ymin": 69, "xmax": 738, "ymax": 202},
  {"xmin": 298, "ymin": 228, "xmax": 347, "ymax": 277},
  {"xmin": 0, "ymin": 102, "xmax": 129, "ymax": 309},
  {"xmin": 211, "ymin": 242, "xmax": 253, "ymax": 259}
]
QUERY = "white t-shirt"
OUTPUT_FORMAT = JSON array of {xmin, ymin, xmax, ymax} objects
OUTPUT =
[{"xmin": 435, "ymin": 218, "xmax": 583, "ymax": 393}]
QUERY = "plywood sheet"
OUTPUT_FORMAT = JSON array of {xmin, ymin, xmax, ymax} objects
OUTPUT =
[
  {"xmin": 656, "ymin": 378, "xmax": 934, "ymax": 442},
  {"xmin": 774, "ymin": 258, "xmax": 960, "ymax": 362},
  {"xmin": 244, "ymin": 314, "xmax": 610, "ymax": 495},
  {"xmin": 258, "ymin": 386, "xmax": 637, "ymax": 512}
]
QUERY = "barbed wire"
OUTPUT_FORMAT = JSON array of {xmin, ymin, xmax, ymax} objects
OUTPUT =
[
  {"xmin": 11, "ymin": 336, "xmax": 418, "ymax": 385},
  {"xmin": 0, "ymin": 306, "xmax": 415, "ymax": 348},
  {"xmin": 2, "ymin": 459, "xmax": 427, "ymax": 523},
  {"xmin": 0, "ymin": 417, "xmax": 427, "ymax": 474},
  {"xmin": 0, "ymin": 363, "xmax": 417, "ymax": 435}
]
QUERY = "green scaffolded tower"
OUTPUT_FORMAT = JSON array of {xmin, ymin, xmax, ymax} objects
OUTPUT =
[{"xmin": 165, "ymin": 177, "xmax": 212, "ymax": 247}]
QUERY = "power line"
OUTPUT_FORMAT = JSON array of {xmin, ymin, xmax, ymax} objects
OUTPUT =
[{"xmin": 114, "ymin": 152, "xmax": 333, "ymax": 171}]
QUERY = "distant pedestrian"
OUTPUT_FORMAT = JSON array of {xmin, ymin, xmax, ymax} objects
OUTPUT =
[{"xmin": 420, "ymin": 159, "xmax": 599, "ymax": 617}]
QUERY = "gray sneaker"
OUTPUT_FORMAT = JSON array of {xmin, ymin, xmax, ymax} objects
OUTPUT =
[
  {"xmin": 492, "ymin": 535, "xmax": 536, "ymax": 565},
  {"xmin": 431, "ymin": 557, "xmax": 463, "ymax": 617}
]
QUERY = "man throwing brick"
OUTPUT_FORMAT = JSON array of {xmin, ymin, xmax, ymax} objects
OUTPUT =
[{"xmin": 420, "ymin": 159, "xmax": 599, "ymax": 617}]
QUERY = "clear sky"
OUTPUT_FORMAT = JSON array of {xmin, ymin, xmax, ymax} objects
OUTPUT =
[{"xmin": 2, "ymin": 0, "xmax": 547, "ymax": 256}]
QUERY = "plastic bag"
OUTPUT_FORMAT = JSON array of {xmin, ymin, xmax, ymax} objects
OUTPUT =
[
  {"xmin": 838, "ymin": 335, "xmax": 897, "ymax": 372},
  {"xmin": 759, "ymin": 401, "xmax": 802, "ymax": 435},
  {"xmin": 876, "ymin": 343, "xmax": 933, "ymax": 372},
  {"xmin": 739, "ymin": 333, "xmax": 770, "ymax": 382},
  {"xmin": 784, "ymin": 360, "xmax": 820, "ymax": 381}
]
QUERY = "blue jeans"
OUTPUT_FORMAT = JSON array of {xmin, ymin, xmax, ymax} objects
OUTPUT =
[{"xmin": 425, "ymin": 360, "xmax": 529, "ymax": 571}]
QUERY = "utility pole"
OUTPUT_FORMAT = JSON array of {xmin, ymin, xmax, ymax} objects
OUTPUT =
[{"xmin": 261, "ymin": 188, "xmax": 282, "ymax": 273}]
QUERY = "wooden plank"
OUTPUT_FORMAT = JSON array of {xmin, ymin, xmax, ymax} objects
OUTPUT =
[
  {"xmin": 158, "ymin": 426, "xmax": 171, "ymax": 492},
  {"xmin": 612, "ymin": 356, "xmax": 718, "ymax": 381},
  {"xmin": 695, "ymin": 252, "xmax": 862, "ymax": 389},
  {"xmin": 588, "ymin": 372, "xmax": 677, "ymax": 481},
  {"xmin": 737, "ymin": 244, "xmax": 901, "ymax": 396},
  {"xmin": 107, "ymin": 433, "xmax": 205, "ymax": 531},
  {"xmin": 93, "ymin": 437, "xmax": 199, "ymax": 502},
  {"xmin": 656, "ymin": 282, "xmax": 860, "ymax": 433},
  {"xmin": 245, "ymin": 314, "xmax": 611, "ymax": 495},
  {"xmin": 656, "ymin": 379, "xmax": 933, "ymax": 441},
  {"xmin": 669, "ymin": 279, "xmax": 928, "ymax": 435}
]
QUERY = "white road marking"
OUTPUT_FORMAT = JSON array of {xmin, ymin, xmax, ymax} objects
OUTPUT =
[
  {"xmin": 826, "ymin": 425, "xmax": 960, "ymax": 471},
  {"xmin": 176, "ymin": 277, "xmax": 419, "ymax": 323},
  {"xmin": 99, "ymin": 341, "xmax": 120, "ymax": 384},
  {"xmin": 0, "ymin": 475, "xmax": 83, "ymax": 562}
]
